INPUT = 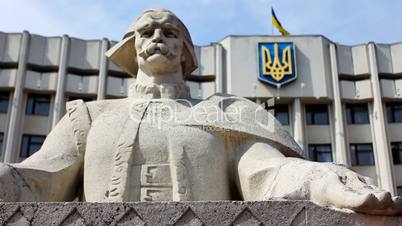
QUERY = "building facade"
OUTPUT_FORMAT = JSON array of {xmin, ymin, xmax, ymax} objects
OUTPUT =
[{"xmin": 0, "ymin": 31, "xmax": 402, "ymax": 195}]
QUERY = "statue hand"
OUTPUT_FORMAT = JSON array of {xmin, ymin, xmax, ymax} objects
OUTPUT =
[{"xmin": 266, "ymin": 160, "xmax": 402, "ymax": 215}]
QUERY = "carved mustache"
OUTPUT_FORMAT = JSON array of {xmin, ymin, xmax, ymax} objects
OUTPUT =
[{"xmin": 138, "ymin": 43, "xmax": 174, "ymax": 60}]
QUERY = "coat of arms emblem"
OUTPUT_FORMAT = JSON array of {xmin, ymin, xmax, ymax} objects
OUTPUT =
[{"xmin": 258, "ymin": 42, "xmax": 297, "ymax": 87}]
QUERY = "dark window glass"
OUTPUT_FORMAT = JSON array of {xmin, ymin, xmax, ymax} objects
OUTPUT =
[
  {"xmin": 274, "ymin": 104, "xmax": 289, "ymax": 125},
  {"xmin": 350, "ymin": 143, "xmax": 375, "ymax": 166},
  {"xmin": 391, "ymin": 142, "xmax": 402, "ymax": 164},
  {"xmin": 308, "ymin": 144, "xmax": 333, "ymax": 162},
  {"xmin": 25, "ymin": 94, "xmax": 50, "ymax": 116},
  {"xmin": 0, "ymin": 92, "xmax": 10, "ymax": 113},
  {"xmin": 305, "ymin": 104, "xmax": 329, "ymax": 125},
  {"xmin": 0, "ymin": 132, "xmax": 3, "ymax": 155},
  {"xmin": 386, "ymin": 103, "xmax": 402, "ymax": 123},
  {"xmin": 397, "ymin": 187, "xmax": 402, "ymax": 197},
  {"xmin": 20, "ymin": 135, "xmax": 46, "ymax": 158},
  {"xmin": 346, "ymin": 104, "xmax": 369, "ymax": 124},
  {"xmin": 68, "ymin": 96, "xmax": 95, "ymax": 102}
]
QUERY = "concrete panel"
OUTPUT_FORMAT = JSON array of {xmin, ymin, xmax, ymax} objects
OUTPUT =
[
  {"xmin": 106, "ymin": 76, "xmax": 125, "ymax": 97},
  {"xmin": 355, "ymin": 79, "xmax": 372, "ymax": 99},
  {"xmin": 23, "ymin": 115, "xmax": 49, "ymax": 135},
  {"xmin": 198, "ymin": 45, "xmax": 215, "ymax": 76},
  {"xmin": 106, "ymin": 76, "xmax": 133, "ymax": 97},
  {"xmin": 336, "ymin": 45, "xmax": 353, "ymax": 75},
  {"xmin": 306, "ymin": 125, "xmax": 332, "ymax": 144},
  {"xmin": 352, "ymin": 45, "xmax": 369, "ymax": 75},
  {"xmin": 0, "ymin": 69, "xmax": 17, "ymax": 88},
  {"xmin": 0, "ymin": 114, "xmax": 8, "ymax": 130},
  {"xmin": 200, "ymin": 81, "xmax": 216, "ymax": 98},
  {"xmin": 66, "ymin": 74, "xmax": 98, "ymax": 94},
  {"xmin": 388, "ymin": 124, "xmax": 402, "ymax": 142},
  {"xmin": 24, "ymin": 71, "xmax": 57, "ymax": 91},
  {"xmin": 68, "ymin": 38, "xmax": 101, "ymax": 70},
  {"xmin": 395, "ymin": 165, "xmax": 402, "ymax": 185},
  {"xmin": 376, "ymin": 44, "xmax": 393, "ymax": 74},
  {"xmin": 395, "ymin": 79, "xmax": 402, "ymax": 97},
  {"xmin": 83, "ymin": 76, "xmax": 98, "ymax": 94},
  {"xmin": 340, "ymin": 80, "xmax": 355, "ymax": 99},
  {"xmin": 391, "ymin": 43, "xmax": 402, "ymax": 74},
  {"xmin": 28, "ymin": 35, "xmax": 61, "ymax": 66},
  {"xmin": 0, "ymin": 33, "xmax": 21, "ymax": 63},
  {"xmin": 185, "ymin": 81, "xmax": 215, "ymax": 99},
  {"xmin": 352, "ymin": 166, "xmax": 377, "ymax": 182},
  {"xmin": 347, "ymin": 125, "xmax": 372, "ymax": 143},
  {"xmin": 185, "ymin": 81, "xmax": 200, "ymax": 99},
  {"xmin": 381, "ymin": 79, "xmax": 396, "ymax": 98}
]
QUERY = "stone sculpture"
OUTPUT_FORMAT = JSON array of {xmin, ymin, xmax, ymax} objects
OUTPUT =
[{"xmin": 0, "ymin": 8, "xmax": 401, "ymax": 216}]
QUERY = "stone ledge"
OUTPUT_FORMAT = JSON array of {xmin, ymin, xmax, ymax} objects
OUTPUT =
[{"xmin": 0, "ymin": 201, "xmax": 401, "ymax": 226}]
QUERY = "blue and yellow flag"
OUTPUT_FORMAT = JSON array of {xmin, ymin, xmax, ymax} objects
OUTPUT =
[{"xmin": 271, "ymin": 8, "xmax": 290, "ymax": 36}]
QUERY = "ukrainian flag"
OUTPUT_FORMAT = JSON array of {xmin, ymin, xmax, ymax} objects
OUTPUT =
[{"xmin": 271, "ymin": 7, "xmax": 290, "ymax": 36}]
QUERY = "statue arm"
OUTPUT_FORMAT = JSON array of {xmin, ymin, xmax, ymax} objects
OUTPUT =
[
  {"xmin": 0, "ymin": 100, "xmax": 89, "ymax": 202},
  {"xmin": 236, "ymin": 141, "xmax": 402, "ymax": 215}
]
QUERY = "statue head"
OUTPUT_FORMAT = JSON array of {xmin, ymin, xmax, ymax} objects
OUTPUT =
[{"xmin": 106, "ymin": 8, "xmax": 198, "ymax": 78}]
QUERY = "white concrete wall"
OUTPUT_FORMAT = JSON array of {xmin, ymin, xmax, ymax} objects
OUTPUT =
[
  {"xmin": 27, "ymin": 35, "xmax": 61, "ymax": 66},
  {"xmin": 24, "ymin": 71, "xmax": 58, "ymax": 91},
  {"xmin": 0, "ymin": 69, "xmax": 17, "ymax": 87},
  {"xmin": 0, "ymin": 33, "xmax": 21, "ymax": 63}
]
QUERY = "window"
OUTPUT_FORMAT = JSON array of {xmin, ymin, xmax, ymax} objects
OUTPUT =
[
  {"xmin": 26, "ymin": 94, "xmax": 50, "ymax": 116},
  {"xmin": 350, "ymin": 143, "xmax": 375, "ymax": 166},
  {"xmin": 386, "ymin": 102, "xmax": 402, "ymax": 123},
  {"xmin": 346, "ymin": 104, "xmax": 369, "ymax": 124},
  {"xmin": 0, "ymin": 132, "xmax": 3, "ymax": 155},
  {"xmin": 305, "ymin": 104, "xmax": 329, "ymax": 125},
  {"xmin": 68, "ymin": 96, "xmax": 95, "ymax": 102},
  {"xmin": 308, "ymin": 144, "xmax": 333, "ymax": 162},
  {"xmin": 0, "ymin": 92, "xmax": 10, "ymax": 113},
  {"xmin": 274, "ymin": 104, "xmax": 289, "ymax": 125},
  {"xmin": 391, "ymin": 142, "xmax": 402, "ymax": 164},
  {"xmin": 398, "ymin": 186, "xmax": 402, "ymax": 197},
  {"xmin": 20, "ymin": 135, "xmax": 46, "ymax": 158}
]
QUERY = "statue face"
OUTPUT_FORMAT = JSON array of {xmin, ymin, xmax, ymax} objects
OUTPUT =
[{"xmin": 134, "ymin": 11, "xmax": 185, "ymax": 74}]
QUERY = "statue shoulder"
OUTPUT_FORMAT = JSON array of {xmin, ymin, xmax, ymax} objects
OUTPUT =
[
  {"xmin": 197, "ymin": 93, "xmax": 304, "ymax": 158},
  {"xmin": 200, "ymin": 93, "xmax": 260, "ymax": 112},
  {"xmin": 65, "ymin": 98, "xmax": 128, "ymax": 153},
  {"xmin": 83, "ymin": 98, "xmax": 128, "ymax": 120}
]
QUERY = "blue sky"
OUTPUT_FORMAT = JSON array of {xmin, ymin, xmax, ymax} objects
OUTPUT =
[{"xmin": 1, "ymin": 0, "xmax": 402, "ymax": 45}]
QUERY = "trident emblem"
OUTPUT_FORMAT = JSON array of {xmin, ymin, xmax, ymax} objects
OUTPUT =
[{"xmin": 258, "ymin": 42, "xmax": 297, "ymax": 86}]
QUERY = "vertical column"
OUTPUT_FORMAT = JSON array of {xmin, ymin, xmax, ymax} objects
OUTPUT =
[
  {"xmin": 215, "ymin": 43, "xmax": 223, "ymax": 93},
  {"xmin": 4, "ymin": 31, "xmax": 30, "ymax": 163},
  {"xmin": 368, "ymin": 43, "xmax": 396, "ymax": 194},
  {"xmin": 52, "ymin": 35, "xmax": 69, "ymax": 128},
  {"xmin": 329, "ymin": 44, "xmax": 349, "ymax": 165},
  {"xmin": 97, "ymin": 38, "xmax": 109, "ymax": 100},
  {"xmin": 292, "ymin": 98, "xmax": 305, "ymax": 153}
]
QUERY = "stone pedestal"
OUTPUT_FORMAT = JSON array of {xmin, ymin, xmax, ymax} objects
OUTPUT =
[{"xmin": 0, "ymin": 201, "xmax": 401, "ymax": 226}]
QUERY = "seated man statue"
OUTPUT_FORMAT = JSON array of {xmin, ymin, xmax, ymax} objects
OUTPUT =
[{"xmin": 0, "ymin": 8, "xmax": 401, "ymax": 216}]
